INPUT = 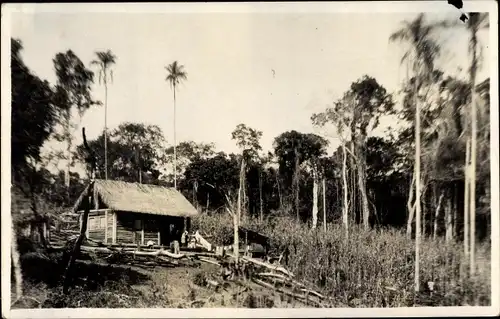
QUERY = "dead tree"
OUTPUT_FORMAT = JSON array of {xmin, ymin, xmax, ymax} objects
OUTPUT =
[{"xmin": 62, "ymin": 127, "xmax": 96, "ymax": 294}]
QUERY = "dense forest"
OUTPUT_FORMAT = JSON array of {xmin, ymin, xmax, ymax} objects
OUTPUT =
[{"xmin": 10, "ymin": 12, "xmax": 492, "ymax": 308}]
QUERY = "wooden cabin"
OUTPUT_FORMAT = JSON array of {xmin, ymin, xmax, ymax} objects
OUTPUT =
[{"xmin": 72, "ymin": 179, "xmax": 198, "ymax": 247}]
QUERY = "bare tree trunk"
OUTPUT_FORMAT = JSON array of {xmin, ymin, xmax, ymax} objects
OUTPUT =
[
  {"xmin": 11, "ymin": 223, "xmax": 23, "ymax": 300},
  {"xmin": 445, "ymin": 197, "xmax": 453, "ymax": 243},
  {"xmin": 64, "ymin": 109, "xmax": 72, "ymax": 202},
  {"xmin": 350, "ymin": 141, "xmax": 356, "ymax": 223},
  {"xmin": 407, "ymin": 172, "xmax": 416, "ymax": 238},
  {"xmin": 276, "ymin": 173, "xmax": 283, "ymax": 210},
  {"xmin": 322, "ymin": 175, "xmax": 327, "ymax": 232},
  {"xmin": 104, "ymin": 77, "xmax": 108, "ymax": 180},
  {"xmin": 259, "ymin": 168, "xmax": 263, "ymax": 222},
  {"xmin": 356, "ymin": 142, "xmax": 370, "ymax": 230},
  {"xmin": 342, "ymin": 143, "xmax": 349, "ymax": 238},
  {"xmin": 173, "ymin": 84, "xmax": 177, "ymax": 189},
  {"xmin": 235, "ymin": 158, "xmax": 245, "ymax": 264},
  {"xmin": 469, "ymin": 34, "xmax": 478, "ymax": 276},
  {"xmin": 415, "ymin": 73, "xmax": 422, "ymax": 292},
  {"xmin": 312, "ymin": 167, "xmax": 318, "ymax": 229},
  {"xmin": 453, "ymin": 183, "xmax": 458, "ymax": 239},
  {"xmin": 294, "ymin": 147, "xmax": 300, "ymax": 221},
  {"xmin": 464, "ymin": 139, "xmax": 470, "ymax": 261},
  {"xmin": 433, "ymin": 191, "xmax": 444, "ymax": 240}
]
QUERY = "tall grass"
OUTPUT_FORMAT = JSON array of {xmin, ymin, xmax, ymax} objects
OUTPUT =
[{"xmin": 192, "ymin": 213, "xmax": 491, "ymax": 307}]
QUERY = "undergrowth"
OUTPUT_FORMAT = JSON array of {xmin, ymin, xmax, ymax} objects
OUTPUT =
[
  {"xmin": 192, "ymin": 213, "xmax": 491, "ymax": 307},
  {"xmin": 11, "ymin": 213, "xmax": 491, "ymax": 308}
]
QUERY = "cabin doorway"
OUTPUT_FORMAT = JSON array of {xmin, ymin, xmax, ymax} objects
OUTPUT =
[{"xmin": 134, "ymin": 219, "xmax": 142, "ymax": 245}]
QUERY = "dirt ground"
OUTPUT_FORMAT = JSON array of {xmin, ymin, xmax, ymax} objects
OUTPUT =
[{"xmin": 130, "ymin": 262, "xmax": 307, "ymax": 308}]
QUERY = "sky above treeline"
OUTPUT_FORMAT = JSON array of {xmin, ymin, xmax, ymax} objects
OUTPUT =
[{"xmin": 9, "ymin": 3, "xmax": 491, "ymax": 163}]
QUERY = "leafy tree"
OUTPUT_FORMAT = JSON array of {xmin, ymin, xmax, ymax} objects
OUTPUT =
[
  {"xmin": 52, "ymin": 50, "xmax": 98, "ymax": 193},
  {"xmin": 91, "ymin": 50, "xmax": 117, "ymax": 180},
  {"xmin": 75, "ymin": 122, "xmax": 167, "ymax": 184},
  {"xmin": 231, "ymin": 124, "xmax": 263, "ymax": 219},
  {"xmin": 11, "ymin": 38, "xmax": 58, "ymax": 178},
  {"xmin": 165, "ymin": 61, "xmax": 188, "ymax": 189},
  {"xmin": 273, "ymin": 131, "xmax": 328, "ymax": 221},
  {"xmin": 182, "ymin": 152, "xmax": 240, "ymax": 210},
  {"xmin": 165, "ymin": 141, "xmax": 216, "ymax": 184}
]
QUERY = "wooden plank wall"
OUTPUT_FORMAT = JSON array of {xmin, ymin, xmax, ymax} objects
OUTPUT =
[
  {"xmin": 116, "ymin": 212, "xmax": 136, "ymax": 244},
  {"xmin": 87, "ymin": 210, "xmax": 106, "ymax": 242},
  {"xmin": 106, "ymin": 211, "xmax": 114, "ymax": 244}
]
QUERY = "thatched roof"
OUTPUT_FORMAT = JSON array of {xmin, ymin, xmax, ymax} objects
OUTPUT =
[{"xmin": 73, "ymin": 179, "xmax": 198, "ymax": 218}]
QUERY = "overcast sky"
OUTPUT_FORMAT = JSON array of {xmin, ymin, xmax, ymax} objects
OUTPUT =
[{"xmin": 8, "ymin": 3, "xmax": 491, "ymax": 163}]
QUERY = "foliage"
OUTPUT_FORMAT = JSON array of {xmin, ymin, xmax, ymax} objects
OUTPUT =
[
  {"xmin": 52, "ymin": 50, "xmax": 98, "ymax": 120},
  {"xmin": 75, "ymin": 122, "xmax": 167, "ymax": 183},
  {"xmin": 165, "ymin": 61, "xmax": 188, "ymax": 89},
  {"xmin": 165, "ymin": 141, "xmax": 216, "ymax": 182},
  {"xmin": 231, "ymin": 124, "xmax": 263, "ymax": 161},
  {"xmin": 11, "ymin": 39, "xmax": 59, "ymax": 173},
  {"xmin": 273, "ymin": 131, "xmax": 328, "ymax": 187}
]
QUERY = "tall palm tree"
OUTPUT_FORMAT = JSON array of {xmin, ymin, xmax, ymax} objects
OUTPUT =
[
  {"xmin": 165, "ymin": 61, "xmax": 188, "ymax": 189},
  {"xmin": 389, "ymin": 13, "xmax": 449, "ymax": 292},
  {"xmin": 466, "ymin": 12, "xmax": 489, "ymax": 276},
  {"xmin": 91, "ymin": 50, "xmax": 117, "ymax": 180}
]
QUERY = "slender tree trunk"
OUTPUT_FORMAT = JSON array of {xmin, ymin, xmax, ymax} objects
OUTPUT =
[
  {"xmin": 294, "ymin": 147, "xmax": 300, "ymax": 221},
  {"xmin": 453, "ymin": 183, "xmax": 458, "ymax": 239},
  {"xmin": 342, "ymin": 143, "xmax": 349, "ymax": 238},
  {"xmin": 206, "ymin": 193, "xmax": 210, "ymax": 211},
  {"xmin": 104, "ymin": 76, "xmax": 108, "ymax": 180},
  {"xmin": 356, "ymin": 142, "xmax": 370, "ymax": 230},
  {"xmin": 464, "ymin": 139, "xmax": 470, "ymax": 262},
  {"xmin": 11, "ymin": 223, "xmax": 23, "ymax": 300},
  {"xmin": 239, "ymin": 157, "xmax": 246, "ymax": 224},
  {"xmin": 350, "ymin": 142, "xmax": 356, "ymax": 223},
  {"xmin": 407, "ymin": 172, "xmax": 416, "ymax": 238},
  {"xmin": 259, "ymin": 168, "xmax": 263, "ymax": 222},
  {"xmin": 322, "ymin": 174, "xmax": 327, "ymax": 232},
  {"xmin": 469, "ymin": 32, "xmax": 478, "ymax": 277},
  {"xmin": 445, "ymin": 197, "xmax": 453, "ymax": 243},
  {"xmin": 422, "ymin": 187, "xmax": 426, "ymax": 238},
  {"xmin": 65, "ymin": 108, "xmax": 72, "ymax": 201},
  {"xmin": 312, "ymin": 167, "xmax": 318, "ymax": 229},
  {"xmin": 415, "ymin": 70, "xmax": 422, "ymax": 292},
  {"xmin": 276, "ymin": 173, "xmax": 283, "ymax": 210},
  {"xmin": 235, "ymin": 158, "xmax": 245, "ymax": 263},
  {"xmin": 173, "ymin": 84, "xmax": 177, "ymax": 190},
  {"xmin": 434, "ymin": 191, "xmax": 444, "ymax": 240}
]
